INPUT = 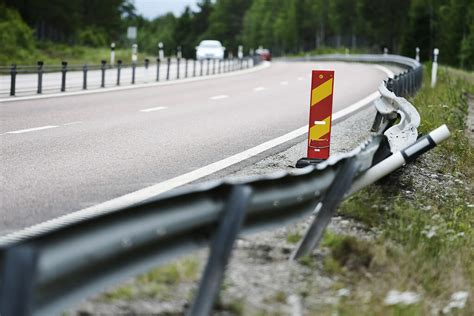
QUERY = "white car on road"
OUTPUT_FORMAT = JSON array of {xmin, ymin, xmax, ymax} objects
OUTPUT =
[{"xmin": 196, "ymin": 40, "xmax": 225, "ymax": 60}]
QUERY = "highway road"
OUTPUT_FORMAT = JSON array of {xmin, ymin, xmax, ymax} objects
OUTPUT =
[{"xmin": 0, "ymin": 61, "xmax": 390, "ymax": 235}]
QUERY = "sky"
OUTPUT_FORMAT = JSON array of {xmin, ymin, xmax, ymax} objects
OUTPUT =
[{"xmin": 134, "ymin": 0, "xmax": 200, "ymax": 19}]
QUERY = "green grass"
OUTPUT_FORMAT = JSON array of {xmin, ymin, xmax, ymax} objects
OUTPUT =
[{"xmin": 309, "ymin": 65, "xmax": 474, "ymax": 315}]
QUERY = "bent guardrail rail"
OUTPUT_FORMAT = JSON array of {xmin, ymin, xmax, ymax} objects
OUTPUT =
[{"xmin": 0, "ymin": 54, "xmax": 450, "ymax": 316}]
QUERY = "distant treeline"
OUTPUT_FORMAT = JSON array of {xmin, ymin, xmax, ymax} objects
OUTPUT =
[{"xmin": 1, "ymin": 0, "xmax": 473, "ymax": 69}]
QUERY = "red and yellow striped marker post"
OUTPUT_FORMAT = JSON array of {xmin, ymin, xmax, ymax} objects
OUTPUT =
[{"xmin": 296, "ymin": 70, "xmax": 335, "ymax": 167}]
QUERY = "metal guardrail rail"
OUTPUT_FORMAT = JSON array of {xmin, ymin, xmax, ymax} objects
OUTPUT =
[
  {"xmin": 0, "ymin": 56, "xmax": 259, "ymax": 97},
  {"xmin": 0, "ymin": 54, "xmax": 450, "ymax": 316}
]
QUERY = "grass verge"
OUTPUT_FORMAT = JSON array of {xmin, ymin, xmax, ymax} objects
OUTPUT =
[{"xmin": 313, "ymin": 66, "xmax": 474, "ymax": 315}]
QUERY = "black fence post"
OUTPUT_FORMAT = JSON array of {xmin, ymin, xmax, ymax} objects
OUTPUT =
[
  {"xmin": 185, "ymin": 59, "xmax": 188, "ymax": 78},
  {"xmin": 83, "ymin": 64, "xmax": 88, "ymax": 90},
  {"xmin": 37, "ymin": 61, "xmax": 43, "ymax": 94},
  {"xmin": 101, "ymin": 60, "xmax": 106, "ymax": 88},
  {"xmin": 156, "ymin": 58, "xmax": 160, "ymax": 81},
  {"xmin": 61, "ymin": 61, "xmax": 67, "ymax": 92},
  {"xmin": 177, "ymin": 57, "xmax": 180, "ymax": 79},
  {"xmin": 9, "ymin": 64, "xmax": 17, "ymax": 96},
  {"xmin": 200, "ymin": 60, "xmax": 203, "ymax": 76},
  {"xmin": 117, "ymin": 60, "xmax": 122, "ymax": 86},
  {"xmin": 131, "ymin": 61, "xmax": 136, "ymax": 85},
  {"xmin": 166, "ymin": 57, "xmax": 171, "ymax": 80}
]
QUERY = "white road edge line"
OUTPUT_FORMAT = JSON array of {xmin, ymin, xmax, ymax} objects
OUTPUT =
[
  {"xmin": 5, "ymin": 125, "xmax": 59, "ymax": 134},
  {"xmin": 63, "ymin": 121, "xmax": 83, "ymax": 126},
  {"xmin": 0, "ymin": 62, "xmax": 271, "ymax": 104},
  {"xmin": 0, "ymin": 64, "xmax": 395, "ymax": 243},
  {"xmin": 140, "ymin": 106, "xmax": 168, "ymax": 112},
  {"xmin": 210, "ymin": 95, "xmax": 229, "ymax": 100}
]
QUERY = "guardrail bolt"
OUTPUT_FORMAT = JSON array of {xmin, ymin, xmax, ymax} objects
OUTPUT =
[
  {"xmin": 37, "ymin": 61, "xmax": 44, "ymax": 94},
  {"xmin": 61, "ymin": 61, "xmax": 67, "ymax": 92},
  {"xmin": 156, "ymin": 58, "xmax": 160, "ymax": 82},
  {"xmin": 101, "ymin": 60, "xmax": 106, "ymax": 88},
  {"xmin": 117, "ymin": 60, "xmax": 122, "ymax": 86},
  {"xmin": 10, "ymin": 64, "xmax": 17, "ymax": 96},
  {"xmin": 83, "ymin": 64, "xmax": 88, "ymax": 90}
]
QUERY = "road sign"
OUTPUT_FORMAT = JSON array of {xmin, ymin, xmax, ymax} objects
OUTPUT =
[
  {"xmin": 127, "ymin": 26, "xmax": 137, "ymax": 40},
  {"xmin": 306, "ymin": 70, "xmax": 335, "ymax": 160}
]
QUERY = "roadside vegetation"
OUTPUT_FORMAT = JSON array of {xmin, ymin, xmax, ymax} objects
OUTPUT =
[{"xmin": 320, "ymin": 65, "xmax": 474, "ymax": 315}]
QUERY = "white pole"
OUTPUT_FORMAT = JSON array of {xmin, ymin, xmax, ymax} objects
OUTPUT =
[
  {"xmin": 431, "ymin": 48, "xmax": 439, "ymax": 88},
  {"xmin": 383, "ymin": 47, "xmax": 388, "ymax": 56},
  {"xmin": 238, "ymin": 45, "xmax": 243, "ymax": 59},
  {"xmin": 131, "ymin": 44, "xmax": 138, "ymax": 64},
  {"xmin": 415, "ymin": 47, "xmax": 420, "ymax": 62},
  {"xmin": 110, "ymin": 42, "xmax": 115, "ymax": 67},
  {"xmin": 347, "ymin": 125, "xmax": 450, "ymax": 196},
  {"xmin": 158, "ymin": 42, "xmax": 164, "ymax": 60}
]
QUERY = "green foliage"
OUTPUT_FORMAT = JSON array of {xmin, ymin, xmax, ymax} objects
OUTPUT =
[
  {"xmin": 0, "ymin": 5, "xmax": 36, "ymax": 65},
  {"xmin": 286, "ymin": 231, "xmax": 302, "ymax": 244},
  {"xmin": 78, "ymin": 27, "xmax": 107, "ymax": 47}
]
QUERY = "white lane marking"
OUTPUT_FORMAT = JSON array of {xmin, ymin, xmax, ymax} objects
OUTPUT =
[
  {"xmin": 0, "ymin": 64, "xmax": 396, "ymax": 244},
  {"xmin": 297, "ymin": 77, "xmax": 303, "ymax": 81},
  {"xmin": 280, "ymin": 81, "xmax": 288, "ymax": 85},
  {"xmin": 140, "ymin": 106, "xmax": 168, "ymax": 112},
  {"xmin": 5, "ymin": 125, "xmax": 59, "ymax": 134},
  {"xmin": 210, "ymin": 95, "xmax": 229, "ymax": 100},
  {"xmin": 63, "ymin": 121, "xmax": 83, "ymax": 126},
  {"xmin": 254, "ymin": 86, "xmax": 265, "ymax": 92},
  {"xmin": 314, "ymin": 121, "xmax": 326, "ymax": 125}
]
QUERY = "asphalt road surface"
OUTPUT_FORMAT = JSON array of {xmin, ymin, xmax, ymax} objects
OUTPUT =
[{"xmin": 0, "ymin": 61, "xmax": 389, "ymax": 235}]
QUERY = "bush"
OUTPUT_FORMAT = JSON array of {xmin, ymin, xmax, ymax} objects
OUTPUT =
[
  {"xmin": 78, "ymin": 27, "xmax": 107, "ymax": 48},
  {"xmin": 0, "ymin": 5, "xmax": 36, "ymax": 64}
]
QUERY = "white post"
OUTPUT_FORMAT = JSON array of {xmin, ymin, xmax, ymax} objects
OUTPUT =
[
  {"xmin": 131, "ymin": 44, "xmax": 138, "ymax": 64},
  {"xmin": 238, "ymin": 45, "xmax": 243, "ymax": 59},
  {"xmin": 110, "ymin": 42, "xmax": 115, "ymax": 67},
  {"xmin": 415, "ymin": 47, "xmax": 420, "ymax": 62},
  {"xmin": 431, "ymin": 48, "xmax": 439, "ymax": 88},
  {"xmin": 158, "ymin": 42, "xmax": 164, "ymax": 60},
  {"xmin": 383, "ymin": 47, "xmax": 388, "ymax": 56}
]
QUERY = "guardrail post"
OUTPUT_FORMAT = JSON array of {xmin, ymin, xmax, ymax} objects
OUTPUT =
[
  {"xmin": 188, "ymin": 185, "xmax": 252, "ymax": 316},
  {"xmin": 100, "ymin": 60, "xmax": 106, "ymax": 88},
  {"xmin": 0, "ymin": 245, "xmax": 37, "ymax": 316},
  {"xmin": 185, "ymin": 59, "xmax": 188, "ymax": 78},
  {"xmin": 131, "ymin": 61, "xmax": 136, "ymax": 85},
  {"xmin": 291, "ymin": 158, "xmax": 358, "ymax": 260},
  {"xmin": 37, "ymin": 61, "xmax": 43, "ymax": 94},
  {"xmin": 166, "ymin": 57, "xmax": 171, "ymax": 80},
  {"xmin": 83, "ymin": 64, "xmax": 88, "ymax": 90},
  {"xmin": 144, "ymin": 58, "xmax": 150, "ymax": 83},
  {"xmin": 156, "ymin": 58, "xmax": 160, "ymax": 81},
  {"xmin": 193, "ymin": 59, "xmax": 196, "ymax": 77},
  {"xmin": 60, "ymin": 61, "xmax": 67, "ymax": 92},
  {"xmin": 200, "ymin": 60, "xmax": 203, "ymax": 76},
  {"xmin": 212, "ymin": 59, "xmax": 216, "ymax": 75},
  {"xmin": 9, "ymin": 64, "xmax": 17, "ymax": 96},
  {"xmin": 218, "ymin": 59, "xmax": 221, "ymax": 74},
  {"xmin": 206, "ymin": 58, "xmax": 210, "ymax": 76},
  {"xmin": 177, "ymin": 57, "xmax": 180, "ymax": 79},
  {"xmin": 117, "ymin": 60, "xmax": 122, "ymax": 85}
]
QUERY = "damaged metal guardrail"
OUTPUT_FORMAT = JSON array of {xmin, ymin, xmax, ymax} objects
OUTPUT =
[{"xmin": 0, "ymin": 54, "xmax": 450, "ymax": 316}]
